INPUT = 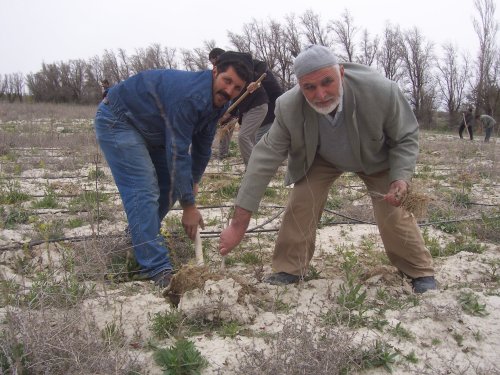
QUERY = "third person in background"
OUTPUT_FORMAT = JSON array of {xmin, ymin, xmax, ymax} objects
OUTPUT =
[
  {"xmin": 209, "ymin": 48, "xmax": 283, "ymax": 165},
  {"xmin": 475, "ymin": 113, "xmax": 497, "ymax": 142},
  {"xmin": 459, "ymin": 107, "xmax": 474, "ymax": 140}
]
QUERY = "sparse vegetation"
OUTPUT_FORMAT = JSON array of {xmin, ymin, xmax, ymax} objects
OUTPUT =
[{"xmin": 0, "ymin": 105, "xmax": 499, "ymax": 375}]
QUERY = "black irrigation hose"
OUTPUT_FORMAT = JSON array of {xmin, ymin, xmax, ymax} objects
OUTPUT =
[{"xmin": 2, "ymin": 214, "xmax": 498, "ymax": 252}]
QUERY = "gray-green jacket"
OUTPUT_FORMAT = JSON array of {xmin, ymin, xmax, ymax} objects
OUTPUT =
[
  {"xmin": 479, "ymin": 114, "xmax": 496, "ymax": 129},
  {"xmin": 236, "ymin": 63, "xmax": 419, "ymax": 212}
]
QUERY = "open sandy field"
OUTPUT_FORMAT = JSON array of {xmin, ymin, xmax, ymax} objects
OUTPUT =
[{"xmin": 0, "ymin": 103, "xmax": 499, "ymax": 374}]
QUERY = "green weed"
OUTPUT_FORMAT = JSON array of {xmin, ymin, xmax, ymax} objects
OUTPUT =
[
  {"xmin": 390, "ymin": 322, "xmax": 415, "ymax": 341},
  {"xmin": 153, "ymin": 339, "xmax": 208, "ymax": 375},
  {"xmin": 218, "ymin": 321, "xmax": 243, "ymax": 338},
  {"xmin": 0, "ymin": 180, "xmax": 30, "ymax": 204},
  {"xmin": 360, "ymin": 340, "xmax": 398, "ymax": 373},
  {"xmin": 457, "ymin": 291, "xmax": 488, "ymax": 316},
  {"xmin": 150, "ymin": 310, "xmax": 183, "ymax": 340},
  {"xmin": 32, "ymin": 186, "xmax": 59, "ymax": 209}
]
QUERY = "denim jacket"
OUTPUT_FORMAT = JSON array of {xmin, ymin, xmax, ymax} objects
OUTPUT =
[{"xmin": 106, "ymin": 69, "xmax": 227, "ymax": 205}]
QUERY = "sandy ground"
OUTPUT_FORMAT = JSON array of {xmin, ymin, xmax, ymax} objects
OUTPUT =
[{"xmin": 0, "ymin": 131, "xmax": 499, "ymax": 374}]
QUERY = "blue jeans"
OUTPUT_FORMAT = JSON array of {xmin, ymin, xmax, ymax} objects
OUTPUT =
[{"xmin": 94, "ymin": 102, "xmax": 173, "ymax": 278}]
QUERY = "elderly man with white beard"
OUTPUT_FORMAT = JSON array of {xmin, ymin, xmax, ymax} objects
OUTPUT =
[{"xmin": 218, "ymin": 44, "xmax": 437, "ymax": 294}]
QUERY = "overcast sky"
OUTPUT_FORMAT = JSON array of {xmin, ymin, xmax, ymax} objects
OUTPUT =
[{"xmin": 0, "ymin": 0, "xmax": 490, "ymax": 75}]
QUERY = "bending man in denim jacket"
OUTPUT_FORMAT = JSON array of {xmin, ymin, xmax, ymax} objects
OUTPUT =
[{"xmin": 94, "ymin": 52, "xmax": 252, "ymax": 288}]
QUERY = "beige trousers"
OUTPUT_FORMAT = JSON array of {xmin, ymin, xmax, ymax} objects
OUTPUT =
[{"xmin": 272, "ymin": 155, "xmax": 434, "ymax": 279}]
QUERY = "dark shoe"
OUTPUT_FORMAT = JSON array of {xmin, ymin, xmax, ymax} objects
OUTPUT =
[
  {"xmin": 265, "ymin": 272, "xmax": 301, "ymax": 285},
  {"xmin": 411, "ymin": 276, "xmax": 437, "ymax": 293},
  {"xmin": 151, "ymin": 270, "xmax": 173, "ymax": 288}
]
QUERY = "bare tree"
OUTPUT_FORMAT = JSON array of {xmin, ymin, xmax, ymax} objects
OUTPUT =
[
  {"xmin": 144, "ymin": 43, "xmax": 166, "ymax": 69},
  {"xmin": 399, "ymin": 27, "xmax": 436, "ymax": 125},
  {"xmin": 227, "ymin": 24, "xmax": 253, "ymax": 53},
  {"xmin": 0, "ymin": 74, "xmax": 5, "ymax": 100},
  {"xmin": 5, "ymin": 73, "xmax": 25, "ymax": 102},
  {"xmin": 227, "ymin": 18, "xmax": 294, "ymax": 88},
  {"xmin": 356, "ymin": 29, "xmax": 379, "ymax": 66},
  {"xmin": 300, "ymin": 9, "xmax": 332, "ymax": 47},
  {"xmin": 117, "ymin": 48, "xmax": 131, "ymax": 80},
  {"xmin": 180, "ymin": 48, "xmax": 209, "ymax": 71},
  {"xmin": 329, "ymin": 9, "xmax": 358, "ymax": 62},
  {"xmin": 163, "ymin": 46, "xmax": 178, "ymax": 69},
  {"xmin": 129, "ymin": 48, "xmax": 148, "ymax": 74},
  {"xmin": 267, "ymin": 19, "xmax": 295, "ymax": 89},
  {"xmin": 377, "ymin": 23, "xmax": 404, "ymax": 82},
  {"xmin": 284, "ymin": 13, "xmax": 302, "ymax": 58},
  {"xmin": 436, "ymin": 43, "xmax": 471, "ymax": 125},
  {"xmin": 472, "ymin": 0, "xmax": 499, "ymax": 115},
  {"xmin": 102, "ymin": 49, "xmax": 121, "ymax": 83}
]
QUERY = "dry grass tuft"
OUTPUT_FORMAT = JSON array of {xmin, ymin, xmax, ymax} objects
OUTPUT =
[
  {"xmin": 214, "ymin": 117, "xmax": 238, "ymax": 143},
  {"xmin": 236, "ymin": 315, "xmax": 365, "ymax": 375},
  {"xmin": 0, "ymin": 308, "xmax": 142, "ymax": 374},
  {"xmin": 401, "ymin": 189, "xmax": 433, "ymax": 219}
]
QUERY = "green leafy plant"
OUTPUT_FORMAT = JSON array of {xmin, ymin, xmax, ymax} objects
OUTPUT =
[
  {"xmin": 323, "ymin": 250, "xmax": 368, "ymax": 328},
  {"xmin": 238, "ymin": 251, "xmax": 261, "ymax": 265},
  {"xmin": 32, "ymin": 185, "xmax": 59, "ymax": 209},
  {"xmin": 404, "ymin": 350, "xmax": 418, "ymax": 364},
  {"xmin": 153, "ymin": 339, "xmax": 208, "ymax": 375},
  {"xmin": 218, "ymin": 321, "xmax": 243, "ymax": 338},
  {"xmin": 360, "ymin": 340, "xmax": 398, "ymax": 373},
  {"xmin": 422, "ymin": 228, "xmax": 442, "ymax": 257},
  {"xmin": 457, "ymin": 291, "xmax": 488, "ymax": 316},
  {"xmin": 2, "ymin": 206, "xmax": 31, "ymax": 228},
  {"xmin": 390, "ymin": 322, "xmax": 415, "ymax": 341},
  {"xmin": 24, "ymin": 271, "xmax": 91, "ymax": 308},
  {"xmin": 88, "ymin": 168, "xmax": 106, "ymax": 180},
  {"xmin": 0, "ymin": 180, "xmax": 30, "ymax": 204},
  {"xmin": 442, "ymin": 237, "xmax": 485, "ymax": 256}
]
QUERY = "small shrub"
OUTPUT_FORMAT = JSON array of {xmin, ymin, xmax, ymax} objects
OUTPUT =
[
  {"xmin": 153, "ymin": 339, "xmax": 208, "ymax": 375},
  {"xmin": 0, "ymin": 181, "xmax": 30, "ymax": 204},
  {"xmin": 88, "ymin": 168, "xmax": 106, "ymax": 180},
  {"xmin": 33, "ymin": 219, "xmax": 65, "ymax": 241},
  {"xmin": 457, "ymin": 291, "xmax": 488, "ymax": 316},
  {"xmin": 360, "ymin": 340, "xmax": 398, "ymax": 373},
  {"xmin": 2, "ymin": 206, "xmax": 31, "ymax": 228},
  {"xmin": 24, "ymin": 271, "xmax": 92, "ymax": 308},
  {"xmin": 218, "ymin": 321, "xmax": 243, "ymax": 338},
  {"xmin": 150, "ymin": 310, "xmax": 183, "ymax": 340},
  {"xmin": 67, "ymin": 217, "xmax": 85, "ymax": 228},
  {"xmin": 390, "ymin": 322, "xmax": 415, "ymax": 341},
  {"xmin": 422, "ymin": 228, "xmax": 442, "ymax": 257},
  {"xmin": 442, "ymin": 237, "xmax": 485, "ymax": 256},
  {"xmin": 239, "ymin": 251, "xmax": 260, "ymax": 265},
  {"xmin": 32, "ymin": 187, "xmax": 59, "ymax": 209}
]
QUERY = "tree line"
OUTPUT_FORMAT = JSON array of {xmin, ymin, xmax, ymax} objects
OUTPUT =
[{"xmin": 0, "ymin": 0, "xmax": 498, "ymax": 128}]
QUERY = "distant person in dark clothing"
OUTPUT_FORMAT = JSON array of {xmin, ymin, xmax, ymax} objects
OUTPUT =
[
  {"xmin": 476, "ymin": 114, "xmax": 497, "ymax": 142},
  {"xmin": 459, "ymin": 107, "xmax": 474, "ymax": 140},
  {"xmin": 101, "ymin": 79, "xmax": 111, "ymax": 101},
  {"xmin": 253, "ymin": 60, "xmax": 283, "ymax": 143},
  {"xmin": 208, "ymin": 48, "xmax": 238, "ymax": 159},
  {"xmin": 209, "ymin": 48, "xmax": 226, "ymax": 66}
]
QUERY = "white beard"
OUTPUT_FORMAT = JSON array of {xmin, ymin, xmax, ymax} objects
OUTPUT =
[{"xmin": 305, "ymin": 85, "xmax": 343, "ymax": 115}]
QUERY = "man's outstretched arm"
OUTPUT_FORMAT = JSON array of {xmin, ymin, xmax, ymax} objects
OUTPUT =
[{"xmin": 219, "ymin": 206, "xmax": 252, "ymax": 256}]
